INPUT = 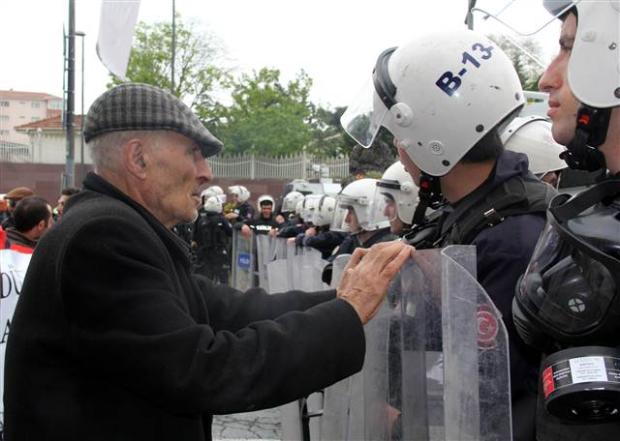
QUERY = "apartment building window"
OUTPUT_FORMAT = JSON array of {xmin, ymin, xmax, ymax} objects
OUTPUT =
[
  {"xmin": 0, "ymin": 129, "xmax": 10, "ymax": 136},
  {"xmin": 0, "ymin": 115, "xmax": 9, "ymax": 121},
  {"xmin": 0, "ymin": 101, "xmax": 9, "ymax": 107},
  {"xmin": 31, "ymin": 101, "xmax": 41, "ymax": 108},
  {"xmin": 31, "ymin": 116, "xmax": 40, "ymax": 121}
]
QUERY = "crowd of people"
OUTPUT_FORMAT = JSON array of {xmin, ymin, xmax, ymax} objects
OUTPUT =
[{"xmin": 1, "ymin": 1, "xmax": 619, "ymax": 440}]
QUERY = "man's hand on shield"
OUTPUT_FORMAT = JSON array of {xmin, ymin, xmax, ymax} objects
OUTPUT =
[{"xmin": 337, "ymin": 241, "xmax": 414, "ymax": 324}]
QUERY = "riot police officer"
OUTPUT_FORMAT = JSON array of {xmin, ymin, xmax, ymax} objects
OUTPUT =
[
  {"xmin": 341, "ymin": 28, "xmax": 556, "ymax": 440},
  {"xmin": 510, "ymin": 1, "xmax": 620, "ymax": 439}
]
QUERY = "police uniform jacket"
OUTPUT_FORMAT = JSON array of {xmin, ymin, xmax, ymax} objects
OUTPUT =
[
  {"xmin": 437, "ymin": 150, "xmax": 554, "ymax": 441},
  {"xmin": 3, "ymin": 172, "xmax": 365, "ymax": 441}
]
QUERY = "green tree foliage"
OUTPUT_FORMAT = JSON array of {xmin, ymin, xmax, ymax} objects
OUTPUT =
[
  {"xmin": 348, "ymin": 128, "xmax": 397, "ymax": 176},
  {"xmin": 203, "ymin": 68, "xmax": 315, "ymax": 156},
  {"xmin": 489, "ymin": 34, "xmax": 544, "ymax": 91},
  {"xmin": 108, "ymin": 16, "xmax": 228, "ymax": 108},
  {"xmin": 306, "ymin": 106, "xmax": 355, "ymax": 157}
]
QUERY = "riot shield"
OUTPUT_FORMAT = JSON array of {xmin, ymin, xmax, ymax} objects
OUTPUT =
[
  {"xmin": 320, "ymin": 245, "xmax": 512, "ymax": 441},
  {"xmin": 300, "ymin": 247, "xmax": 328, "ymax": 291},
  {"xmin": 329, "ymin": 253, "xmax": 352, "ymax": 289},
  {"xmin": 255, "ymin": 234, "xmax": 273, "ymax": 291},
  {"xmin": 231, "ymin": 229, "xmax": 254, "ymax": 292}
]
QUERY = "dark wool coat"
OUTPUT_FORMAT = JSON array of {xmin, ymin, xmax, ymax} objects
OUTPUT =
[{"xmin": 3, "ymin": 173, "xmax": 365, "ymax": 441}]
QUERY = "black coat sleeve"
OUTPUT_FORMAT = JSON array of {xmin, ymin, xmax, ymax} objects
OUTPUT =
[{"xmin": 61, "ymin": 216, "xmax": 365, "ymax": 415}]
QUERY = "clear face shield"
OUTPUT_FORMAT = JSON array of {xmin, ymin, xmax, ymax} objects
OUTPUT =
[
  {"xmin": 304, "ymin": 194, "xmax": 323, "ymax": 226},
  {"xmin": 370, "ymin": 186, "xmax": 399, "ymax": 230},
  {"xmin": 340, "ymin": 47, "xmax": 397, "ymax": 148},
  {"xmin": 468, "ymin": 0, "xmax": 576, "ymax": 86},
  {"xmin": 330, "ymin": 200, "xmax": 354, "ymax": 233},
  {"xmin": 470, "ymin": 0, "xmax": 576, "ymax": 37}
]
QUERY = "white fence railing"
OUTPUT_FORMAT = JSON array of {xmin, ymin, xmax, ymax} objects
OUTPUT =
[
  {"xmin": 209, "ymin": 153, "xmax": 350, "ymax": 179},
  {"xmin": 0, "ymin": 142, "xmax": 30, "ymax": 163},
  {"xmin": 0, "ymin": 144, "xmax": 350, "ymax": 180}
]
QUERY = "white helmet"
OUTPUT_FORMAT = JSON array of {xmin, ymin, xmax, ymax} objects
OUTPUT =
[
  {"xmin": 341, "ymin": 29, "xmax": 524, "ymax": 176},
  {"xmin": 331, "ymin": 178, "xmax": 390, "ymax": 233},
  {"xmin": 313, "ymin": 195, "xmax": 337, "ymax": 227},
  {"xmin": 502, "ymin": 115, "xmax": 567, "ymax": 175},
  {"xmin": 370, "ymin": 161, "xmax": 419, "ymax": 226},
  {"xmin": 256, "ymin": 194, "xmax": 275, "ymax": 210},
  {"xmin": 294, "ymin": 199, "xmax": 305, "ymax": 218},
  {"xmin": 302, "ymin": 194, "xmax": 324, "ymax": 226},
  {"xmin": 201, "ymin": 185, "xmax": 226, "ymax": 204},
  {"xmin": 203, "ymin": 196, "xmax": 223, "ymax": 214},
  {"xmin": 281, "ymin": 191, "xmax": 304, "ymax": 213},
  {"xmin": 228, "ymin": 185, "xmax": 250, "ymax": 203},
  {"xmin": 543, "ymin": 0, "xmax": 620, "ymax": 109}
]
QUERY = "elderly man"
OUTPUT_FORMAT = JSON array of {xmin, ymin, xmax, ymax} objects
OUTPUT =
[{"xmin": 3, "ymin": 83, "xmax": 411, "ymax": 441}]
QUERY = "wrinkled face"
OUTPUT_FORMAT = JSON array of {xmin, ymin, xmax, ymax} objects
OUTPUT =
[
  {"xmin": 144, "ymin": 132, "xmax": 212, "ymax": 228},
  {"xmin": 538, "ymin": 13, "xmax": 580, "ymax": 146},
  {"xmin": 229, "ymin": 193, "xmax": 239, "ymax": 205}
]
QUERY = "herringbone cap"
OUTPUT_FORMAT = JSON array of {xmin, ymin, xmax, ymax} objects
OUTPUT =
[{"xmin": 83, "ymin": 83, "xmax": 223, "ymax": 157}]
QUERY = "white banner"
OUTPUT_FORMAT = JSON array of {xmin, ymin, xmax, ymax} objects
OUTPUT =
[
  {"xmin": 0, "ymin": 248, "xmax": 32, "ymax": 432},
  {"xmin": 96, "ymin": 0, "xmax": 141, "ymax": 80}
]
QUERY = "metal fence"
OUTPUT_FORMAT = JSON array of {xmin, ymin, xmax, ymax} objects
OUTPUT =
[
  {"xmin": 0, "ymin": 142, "xmax": 30, "ymax": 163},
  {"xmin": 209, "ymin": 153, "xmax": 350, "ymax": 180},
  {"xmin": 0, "ymin": 143, "xmax": 350, "ymax": 181}
]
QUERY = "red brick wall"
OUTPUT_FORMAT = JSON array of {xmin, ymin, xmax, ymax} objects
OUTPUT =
[{"xmin": 0, "ymin": 163, "xmax": 292, "ymax": 209}]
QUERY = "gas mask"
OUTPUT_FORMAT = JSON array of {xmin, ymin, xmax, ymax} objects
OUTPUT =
[{"xmin": 513, "ymin": 178, "xmax": 620, "ymax": 421}]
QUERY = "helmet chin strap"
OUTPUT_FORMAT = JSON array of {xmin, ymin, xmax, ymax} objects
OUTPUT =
[
  {"xmin": 560, "ymin": 105, "xmax": 611, "ymax": 171},
  {"xmin": 411, "ymin": 173, "xmax": 443, "ymax": 226}
]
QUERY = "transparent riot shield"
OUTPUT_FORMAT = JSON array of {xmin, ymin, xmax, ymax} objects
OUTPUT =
[
  {"xmin": 329, "ymin": 254, "xmax": 352, "ymax": 289},
  {"xmin": 231, "ymin": 229, "xmax": 254, "ymax": 292},
  {"xmin": 300, "ymin": 247, "xmax": 328, "ymax": 292},
  {"xmin": 320, "ymin": 245, "xmax": 512, "ymax": 441},
  {"xmin": 255, "ymin": 234, "xmax": 273, "ymax": 291}
]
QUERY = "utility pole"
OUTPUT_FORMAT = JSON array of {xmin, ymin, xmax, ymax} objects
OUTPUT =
[
  {"xmin": 64, "ymin": 0, "xmax": 76, "ymax": 188},
  {"xmin": 171, "ymin": 0, "xmax": 176, "ymax": 94},
  {"xmin": 466, "ymin": 0, "xmax": 477, "ymax": 30}
]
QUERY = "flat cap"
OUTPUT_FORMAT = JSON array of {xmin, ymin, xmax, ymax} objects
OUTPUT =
[
  {"xmin": 6, "ymin": 186, "xmax": 34, "ymax": 201},
  {"xmin": 83, "ymin": 83, "xmax": 223, "ymax": 157}
]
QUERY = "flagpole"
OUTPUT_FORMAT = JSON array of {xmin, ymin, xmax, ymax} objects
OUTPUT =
[
  {"xmin": 64, "ymin": 0, "xmax": 76, "ymax": 188},
  {"xmin": 171, "ymin": 0, "xmax": 176, "ymax": 94}
]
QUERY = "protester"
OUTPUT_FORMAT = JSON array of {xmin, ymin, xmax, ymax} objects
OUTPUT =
[
  {"xmin": 3, "ymin": 83, "xmax": 412, "ymax": 441},
  {"xmin": 2, "ymin": 196, "xmax": 53, "ymax": 253},
  {"xmin": 1, "ymin": 187, "xmax": 34, "ymax": 230},
  {"xmin": 55, "ymin": 187, "xmax": 80, "ymax": 220}
]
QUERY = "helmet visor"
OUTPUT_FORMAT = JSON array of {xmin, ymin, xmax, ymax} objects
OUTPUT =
[
  {"xmin": 340, "ymin": 76, "xmax": 389, "ymax": 148},
  {"xmin": 470, "ymin": 0, "xmax": 577, "ymax": 37},
  {"xmin": 370, "ymin": 184, "xmax": 399, "ymax": 228},
  {"xmin": 331, "ymin": 196, "xmax": 358, "ymax": 233}
]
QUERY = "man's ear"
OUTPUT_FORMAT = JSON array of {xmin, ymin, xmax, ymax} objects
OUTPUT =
[{"xmin": 123, "ymin": 138, "xmax": 148, "ymax": 179}]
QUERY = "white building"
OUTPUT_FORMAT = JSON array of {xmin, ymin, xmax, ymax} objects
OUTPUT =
[
  {"xmin": 0, "ymin": 90, "xmax": 63, "ymax": 146},
  {"xmin": 13, "ymin": 114, "xmax": 90, "ymax": 165}
]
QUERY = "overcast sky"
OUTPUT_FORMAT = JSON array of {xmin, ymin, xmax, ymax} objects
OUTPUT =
[{"xmin": 0, "ymin": 0, "xmax": 560, "ymax": 113}]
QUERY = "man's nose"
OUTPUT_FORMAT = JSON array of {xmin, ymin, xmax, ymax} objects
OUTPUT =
[{"xmin": 197, "ymin": 157, "xmax": 213, "ymax": 185}]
